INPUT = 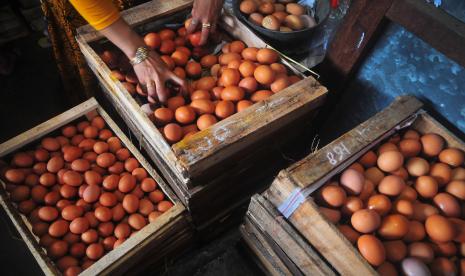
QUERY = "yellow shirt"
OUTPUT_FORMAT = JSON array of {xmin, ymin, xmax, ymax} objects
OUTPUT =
[{"xmin": 70, "ymin": 0, "xmax": 121, "ymax": 30}]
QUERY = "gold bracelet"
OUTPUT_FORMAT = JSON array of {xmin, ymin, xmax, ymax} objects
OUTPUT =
[{"xmin": 130, "ymin": 46, "xmax": 150, "ymax": 66}]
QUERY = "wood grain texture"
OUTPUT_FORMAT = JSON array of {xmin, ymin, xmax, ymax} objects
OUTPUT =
[
  {"xmin": 0, "ymin": 98, "xmax": 191, "ymax": 276},
  {"xmin": 76, "ymin": 0, "xmax": 194, "ymax": 42},
  {"xmin": 246, "ymin": 195, "xmax": 335, "ymax": 276},
  {"xmin": 386, "ymin": 0, "xmax": 465, "ymax": 68}
]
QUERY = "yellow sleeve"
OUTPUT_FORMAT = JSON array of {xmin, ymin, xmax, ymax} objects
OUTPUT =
[{"xmin": 70, "ymin": 0, "xmax": 121, "ymax": 30}]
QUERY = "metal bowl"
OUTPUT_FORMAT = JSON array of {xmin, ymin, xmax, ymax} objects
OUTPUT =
[{"xmin": 232, "ymin": 0, "xmax": 330, "ymax": 43}]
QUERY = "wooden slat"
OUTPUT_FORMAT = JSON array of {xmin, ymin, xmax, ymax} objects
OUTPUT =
[
  {"xmin": 0, "ymin": 98, "xmax": 190, "ymax": 275},
  {"xmin": 173, "ymin": 77, "xmax": 327, "ymax": 179},
  {"xmin": 321, "ymin": 0, "xmax": 394, "ymax": 79},
  {"xmin": 76, "ymin": 0, "xmax": 194, "ymax": 42},
  {"xmin": 386, "ymin": 0, "xmax": 465, "ymax": 68},
  {"xmin": 247, "ymin": 195, "xmax": 336, "ymax": 276},
  {"xmin": 288, "ymin": 95, "xmax": 421, "ymax": 190},
  {"xmin": 0, "ymin": 99, "xmax": 98, "ymax": 156}
]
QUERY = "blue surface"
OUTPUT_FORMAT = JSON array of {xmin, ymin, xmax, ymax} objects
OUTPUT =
[{"xmin": 322, "ymin": 22, "xmax": 465, "ymax": 142}]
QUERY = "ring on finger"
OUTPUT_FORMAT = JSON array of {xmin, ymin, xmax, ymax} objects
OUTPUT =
[
  {"xmin": 202, "ymin": 22, "xmax": 211, "ymax": 29},
  {"xmin": 146, "ymin": 80, "xmax": 155, "ymax": 89}
]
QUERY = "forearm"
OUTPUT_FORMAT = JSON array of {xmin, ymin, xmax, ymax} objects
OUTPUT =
[{"xmin": 99, "ymin": 18, "xmax": 145, "ymax": 59}]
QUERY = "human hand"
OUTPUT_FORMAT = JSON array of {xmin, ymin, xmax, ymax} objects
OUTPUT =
[
  {"xmin": 186, "ymin": 0, "xmax": 224, "ymax": 45},
  {"xmin": 133, "ymin": 51, "xmax": 188, "ymax": 103}
]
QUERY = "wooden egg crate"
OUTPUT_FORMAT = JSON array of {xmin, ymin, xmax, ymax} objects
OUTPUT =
[
  {"xmin": 0, "ymin": 98, "xmax": 193, "ymax": 275},
  {"xmin": 240, "ymin": 194, "xmax": 336, "ymax": 275},
  {"xmin": 260, "ymin": 95, "xmax": 465, "ymax": 275},
  {"xmin": 76, "ymin": 0, "xmax": 328, "ymax": 230}
]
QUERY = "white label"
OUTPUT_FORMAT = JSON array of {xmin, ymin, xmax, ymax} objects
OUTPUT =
[{"xmin": 326, "ymin": 142, "xmax": 351, "ymax": 166}]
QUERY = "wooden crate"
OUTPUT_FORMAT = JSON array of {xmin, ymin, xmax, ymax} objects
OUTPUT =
[
  {"xmin": 0, "ymin": 98, "xmax": 193, "ymax": 275},
  {"xmin": 263, "ymin": 95, "xmax": 465, "ymax": 275},
  {"xmin": 76, "ymin": 0, "xmax": 328, "ymax": 229},
  {"xmin": 240, "ymin": 194, "xmax": 336, "ymax": 276}
]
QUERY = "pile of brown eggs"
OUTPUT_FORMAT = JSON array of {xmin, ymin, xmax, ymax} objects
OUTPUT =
[
  {"xmin": 0, "ymin": 117, "xmax": 173, "ymax": 275},
  {"xmin": 100, "ymin": 19, "xmax": 301, "ymax": 145},
  {"xmin": 239, "ymin": 0, "xmax": 316, "ymax": 32},
  {"xmin": 315, "ymin": 129, "xmax": 465, "ymax": 275}
]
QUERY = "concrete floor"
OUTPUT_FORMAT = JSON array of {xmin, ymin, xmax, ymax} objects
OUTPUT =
[{"xmin": 0, "ymin": 29, "xmax": 261, "ymax": 276}]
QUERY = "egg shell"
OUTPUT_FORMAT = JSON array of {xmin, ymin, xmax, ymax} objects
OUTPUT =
[
  {"xmin": 384, "ymin": 240, "xmax": 407, "ymax": 263},
  {"xmin": 433, "ymin": 193, "xmax": 461, "ymax": 217},
  {"xmin": 408, "ymin": 242, "xmax": 435, "ymax": 263},
  {"xmin": 364, "ymin": 167, "xmax": 385, "ymax": 185},
  {"xmin": 254, "ymin": 65, "xmax": 275, "ymax": 85},
  {"xmin": 401, "ymin": 257, "xmax": 430, "ymax": 276},
  {"xmin": 286, "ymin": 3, "xmax": 306, "ymax": 15},
  {"xmin": 415, "ymin": 176, "xmax": 438, "ymax": 198},
  {"xmin": 406, "ymin": 157, "xmax": 430, "ymax": 177},
  {"xmin": 439, "ymin": 148, "xmax": 464, "ymax": 167},
  {"xmin": 425, "ymin": 214, "xmax": 456, "ymax": 242},
  {"xmin": 340, "ymin": 168, "xmax": 365, "ymax": 195},
  {"xmin": 197, "ymin": 114, "xmax": 218, "ymax": 131},
  {"xmin": 378, "ymin": 214, "xmax": 409, "ymax": 240},
  {"xmin": 359, "ymin": 151, "xmax": 377, "ymax": 167},
  {"xmin": 69, "ymin": 217, "xmax": 90, "ymax": 234},
  {"xmin": 421, "ymin": 133, "xmax": 445, "ymax": 157},
  {"xmin": 215, "ymin": 101, "xmax": 235, "ymax": 119},
  {"xmin": 351, "ymin": 209, "xmax": 381, "ymax": 233},
  {"xmin": 318, "ymin": 207, "xmax": 341, "ymax": 224},
  {"xmin": 449, "ymin": 218, "xmax": 465, "ymax": 242},
  {"xmin": 61, "ymin": 205, "xmax": 84, "ymax": 221},
  {"xmin": 377, "ymin": 262, "xmax": 398, "ymax": 276},
  {"xmin": 357, "ymin": 234, "xmax": 386, "ymax": 266},
  {"xmin": 430, "ymin": 257, "xmax": 456, "ymax": 276},
  {"xmin": 445, "ymin": 180, "xmax": 465, "ymax": 200},
  {"xmin": 430, "ymin": 163, "xmax": 452, "ymax": 186},
  {"xmin": 377, "ymin": 151, "xmax": 404, "ymax": 173},
  {"xmin": 262, "ymin": 15, "xmax": 280, "ymax": 30},
  {"xmin": 431, "ymin": 242, "xmax": 457, "ymax": 257},
  {"xmin": 341, "ymin": 196, "xmax": 364, "ymax": 216},
  {"xmin": 49, "ymin": 220, "xmax": 69, "ymax": 237},
  {"xmin": 378, "ymin": 175, "xmax": 405, "ymax": 196},
  {"xmin": 393, "ymin": 199, "xmax": 414, "ymax": 218},
  {"xmin": 250, "ymin": 90, "xmax": 273, "ymax": 102},
  {"xmin": 337, "ymin": 225, "xmax": 360, "ymax": 244}
]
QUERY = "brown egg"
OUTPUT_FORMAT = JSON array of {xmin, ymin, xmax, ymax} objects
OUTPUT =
[
  {"xmin": 48, "ymin": 240, "xmax": 69, "ymax": 259},
  {"xmin": 84, "ymin": 170, "xmax": 102, "ymax": 186},
  {"xmin": 257, "ymin": 48, "xmax": 279, "ymax": 65},
  {"xmin": 197, "ymin": 114, "xmax": 218, "ymax": 131},
  {"xmin": 148, "ymin": 211, "xmax": 163, "ymax": 222},
  {"xmin": 61, "ymin": 205, "xmax": 83, "ymax": 221},
  {"xmin": 421, "ymin": 133, "xmax": 445, "ymax": 157},
  {"xmin": 41, "ymin": 137, "xmax": 60, "ymax": 151},
  {"xmin": 399, "ymin": 139, "xmax": 422, "ymax": 157},
  {"xmin": 351, "ymin": 209, "xmax": 381, "ymax": 233},
  {"xmin": 215, "ymin": 101, "xmax": 235, "ymax": 119},
  {"xmin": 62, "ymin": 171, "xmax": 82, "ymax": 187},
  {"xmin": 377, "ymin": 262, "xmax": 397, "ymax": 276},
  {"xmin": 415, "ymin": 175, "xmax": 439, "ymax": 198},
  {"xmin": 430, "ymin": 162, "xmax": 452, "ymax": 186},
  {"xmin": 320, "ymin": 185, "xmax": 347, "ymax": 208},
  {"xmin": 439, "ymin": 148, "xmax": 464, "ymax": 167},
  {"xmin": 403, "ymin": 129, "xmax": 420, "ymax": 140},
  {"xmin": 349, "ymin": 163, "xmax": 364, "ymax": 174},
  {"xmin": 254, "ymin": 65, "xmax": 276, "ymax": 85},
  {"xmin": 378, "ymin": 214, "xmax": 409, "ymax": 240},
  {"xmin": 219, "ymin": 53, "xmax": 241, "ymax": 66},
  {"xmin": 357, "ymin": 234, "xmax": 386, "ymax": 266},
  {"xmin": 431, "ymin": 242, "xmax": 456, "ymax": 257},
  {"xmin": 451, "ymin": 167, "xmax": 465, "ymax": 181},
  {"xmin": 94, "ymin": 206, "xmax": 112, "ymax": 222},
  {"xmin": 262, "ymin": 15, "xmax": 280, "ymax": 30},
  {"xmin": 450, "ymin": 218, "xmax": 465, "ymax": 242},
  {"xmin": 249, "ymin": 12, "xmax": 264, "ymax": 25},
  {"xmin": 102, "ymin": 174, "xmax": 119, "ymax": 191},
  {"xmin": 319, "ymin": 207, "xmax": 341, "ymax": 224},
  {"xmin": 220, "ymin": 68, "xmax": 241, "ymax": 87},
  {"xmin": 284, "ymin": 14, "xmax": 304, "ymax": 30},
  {"xmin": 250, "ymin": 90, "xmax": 273, "ymax": 102},
  {"xmin": 413, "ymin": 202, "xmax": 439, "ymax": 222},
  {"xmin": 359, "ymin": 151, "xmax": 377, "ymax": 167},
  {"xmin": 71, "ymin": 159, "xmax": 90, "ymax": 172},
  {"xmin": 175, "ymin": 106, "xmax": 196, "ymax": 125},
  {"xmin": 34, "ymin": 148, "xmax": 50, "ymax": 162},
  {"xmin": 425, "ymin": 214, "xmax": 455, "ymax": 242},
  {"xmin": 167, "ymin": 96, "xmax": 186, "ymax": 111},
  {"xmin": 112, "ymin": 204, "xmax": 125, "ymax": 222},
  {"xmin": 259, "ymin": 2, "xmax": 275, "ymax": 14},
  {"xmin": 273, "ymin": 11, "xmax": 288, "ymax": 23},
  {"xmin": 237, "ymin": 100, "xmax": 254, "ymax": 112},
  {"xmin": 86, "ymin": 243, "xmax": 104, "ymax": 260},
  {"xmin": 123, "ymin": 194, "xmax": 139, "ymax": 214},
  {"xmin": 63, "ymin": 146, "xmax": 82, "ymax": 162},
  {"xmin": 242, "ymin": 47, "xmax": 259, "ymax": 61},
  {"xmin": 163, "ymin": 123, "xmax": 183, "ymax": 144},
  {"xmin": 158, "ymin": 201, "xmax": 173, "ymax": 212},
  {"xmin": 240, "ymin": 0, "xmax": 258, "ymax": 14},
  {"xmin": 10, "ymin": 185, "xmax": 31, "ymax": 202},
  {"xmin": 128, "ymin": 213, "xmax": 147, "ymax": 230},
  {"xmin": 5, "ymin": 168, "xmax": 26, "ymax": 183},
  {"xmin": 433, "ymin": 192, "xmax": 461, "ymax": 217},
  {"xmin": 38, "ymin": 206, "xmax": 59, "ymax": 222},
  {"xmin": 430, "ymin": 257, "xmax": 456, "ymax": 276},
  {"xmin": 124, "ymin": 157, "xmax": 139, "ymax": 172},
  {"xmin": 378, "ymin": 142, "xmax": 398, "ymax": 154},
  {"xmin": 149, "ymin": 190, "xmax": 164, "ymax": 203},
  {"xmin": 270, "ymin": 77, "xmax": 290, "ymax": 93},
  {"xmin": 221, "ymin": 86, "xmax": 245, "ymax": 102},
  {"xmin": 96, "ymin": 152, "xmax": 116, "ymax": 168},
  {"xmin": 404, "ymin": 220, "xmax": 426, "ymax": 242},
  {"xmin": 408, "ymin": 242, "xmax": 435, "ymax": 263},
  {"xmin": 341, "ymin": 196, "xmax": 364, "ymax": 216},
  {"xmin": 12, "ymin": 152, "xmax": 33, "ymax": 167},
  {"xmin": 384, "ymin": 240, "xmax": 408, "ymax": 262},
  {"xmin": 200, "ymin": 55, "xmax": 218, "ymax": 68},
  {"xmin": 49, "ymin": 220, "xmax": 69, "ymax": 237},
  {"xmin": 334, "ymin": 225, "xmax": 358, "ymax": 245},
  {"xmin": 69, "ymin": 217, "xmax": 89, "ymax": 234},
  {"xmin": 82, "ymin": 185, "xmax": 101, "ymax": 203},
  {"xmin": 196, "ymin": 76, "xmax": 217, "ymax": 91},
  {"xmin": 286, "ymin": 3, "xmax": 306, "ymax": 15},
  {"xmin": 393, "ymin": 199, "xmax": 414, "ymax": 218},
  {"xmin": 378, "ymin": 175, "xmax": 405, "ymax": 196},
  {"xmin": 340, "ymin": 168, "xmax": 365, "ymax": 195},
  {"xmin": 97, "ymin": 221, "xmax": 114, "ymax": 237},
  {"xmin": 445, "ymin": 180, "xmax": 465, "ymax": 200},
  {"xmin": 406, "ymin": 157, "xmax": 430, "ymax": 177},
  {"xmin": 365, "ymin": 167, "xmax": 385, "ymax": 185},
  {"xmin": 153, "ymin": 108, "xmax": 173, "ymax": 126},
  {"xmin": 377, "ymin": 151, "xmax": 404, "ymax": 173},
  {"xmin": 118, "ymin": 174, "xmax": 136, "ymax": 193}
]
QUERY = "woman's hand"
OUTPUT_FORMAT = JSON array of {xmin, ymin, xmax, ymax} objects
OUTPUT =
[
  {"xmin": 133, "ymin": 51, "xmax": 187, "ymax": 103},
  {"xmin": 186, "ymin": 0, "xmax": 224, "ymax": 45}
]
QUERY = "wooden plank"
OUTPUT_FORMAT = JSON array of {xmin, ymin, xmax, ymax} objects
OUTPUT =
[
  {"xmin": 0, "ymin": 98, "xmax": 191, "ymax": 275},
  {"xmin": 386, "ymin": 0, "xmax": 465, "ymax": 68},
  {"xmin": 282, "ymin": 96, "xmax": 421, "ymax": 192},
  {"xmin": 173, "ymin": 78, "xmax": 327, "ymax": 179},
  {"xmin": 247, "ymin": 195, "xmax": 336, "ymax": 276},
  {"xmin": 240, "ymin": 221, "xmax": 293, "ymax": 276},
  {"xmin": 0, "ymin": 99, "xmax": 98, "ymax": 156},
  {"xmin": 320, "ymin": 0, "xmax": 393, "ymax": 80},
  {"xmin": 76, "ymin": 0, "xmax": 194, "ymax": 42}
]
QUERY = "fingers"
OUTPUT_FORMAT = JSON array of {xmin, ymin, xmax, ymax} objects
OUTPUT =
[
  {"xmin": 199, "ymin": 22, "xmax": 210, "ymax": 46},
  {"xmin": 169, "ymin": 73, "xmax": 189, "ymax": 97},
  {"xmin": 154, "ymin": 76, "xmax": 170, "ymax": 103},
  {"xmin": 146, "ymin": 80, "xmax": 157, "ymax": 99},
  {"xmin": 186, "ymin": 18, "xmax": 199, "ymax": 34}
]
